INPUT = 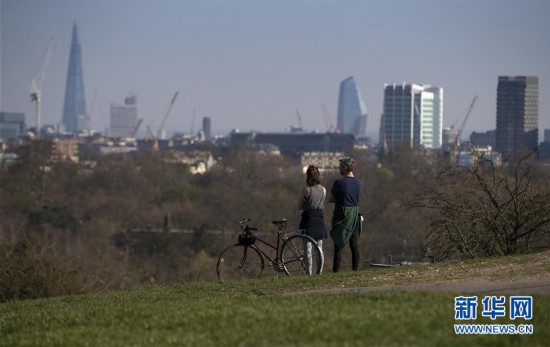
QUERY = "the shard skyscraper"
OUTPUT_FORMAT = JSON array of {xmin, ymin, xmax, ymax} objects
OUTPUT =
[{"xmin": 62, "ymin": 21, "xmax": 86, "ymax": 133}]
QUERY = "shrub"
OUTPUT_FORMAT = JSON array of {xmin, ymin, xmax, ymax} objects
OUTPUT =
[{"xmin": 0, "ymin": 241, "xmax": 83, "ymax": 302}]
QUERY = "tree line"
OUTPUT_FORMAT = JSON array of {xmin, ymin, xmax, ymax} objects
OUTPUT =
[{"xmin": 1, "ymin": 142, "xmax": 549, "ymax": 301}]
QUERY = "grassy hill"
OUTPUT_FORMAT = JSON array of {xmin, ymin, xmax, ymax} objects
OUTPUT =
[{"xmin": 1, "ymin": 252, "xmax": 549, "ymax": 346}]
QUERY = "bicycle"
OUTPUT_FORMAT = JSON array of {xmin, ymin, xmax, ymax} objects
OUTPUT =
[{"xmin": 216, "ymin": 218, "xmax": 324, "ymax": 280}]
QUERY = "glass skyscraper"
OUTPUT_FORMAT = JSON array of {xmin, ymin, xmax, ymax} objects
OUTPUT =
[
  {"xmin": 337, "ymin": 76, "xmax": 367, "ymax": 136},
  {"xmin": 495, "ymin": 76, "xmax": 539, "ymax": 158},
  {"xmin": 380, "ymin": 83, "xmax": 443, "ymax": 150},
  {"xmin": 62, "ymin": 22, "xmax": 87, "ymax": 133}
]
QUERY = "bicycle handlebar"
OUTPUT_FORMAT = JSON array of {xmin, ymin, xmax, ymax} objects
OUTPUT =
[
  {"xmin": 239, "ymin": 218, "xmax": 287, "ymax": 233},
  {"xmin": 239, "ymin": 218, "xmax": 251, "ymax": 225},
  {"xmin": 239, "ymin": 218, "xmax": 259, "ymax": 233}
]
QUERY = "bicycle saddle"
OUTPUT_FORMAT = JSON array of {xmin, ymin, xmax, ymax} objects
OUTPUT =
[{"xmin": 272, "ymin": 219, "xmax": 287, "ymax": 228}]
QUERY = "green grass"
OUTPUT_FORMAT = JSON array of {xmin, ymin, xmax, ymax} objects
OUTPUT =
[{"xmin": 1, "ymin": 253, "xmax": 549, "ymax": 346}]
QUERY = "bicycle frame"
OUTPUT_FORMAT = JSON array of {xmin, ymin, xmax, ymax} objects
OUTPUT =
[{"xmin": 248, "ymin": 232, "xmax": 286, "ymax": 270}]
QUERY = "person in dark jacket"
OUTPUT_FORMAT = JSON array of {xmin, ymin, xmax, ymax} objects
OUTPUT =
[
  {"xmin": 298, "ymin": 165, "xmax": 328, "ymax": 273},
  {"xmin": 329, "ymin": 157, "xmax": 362, "ymax": 272}
]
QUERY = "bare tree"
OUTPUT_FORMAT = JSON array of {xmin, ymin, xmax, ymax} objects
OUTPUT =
[{"xmin": 406, "ymin": 150, "xmax": 550, "ymax": 259}]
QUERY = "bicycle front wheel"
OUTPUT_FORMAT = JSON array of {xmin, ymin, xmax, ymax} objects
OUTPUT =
[
  {"xmin": 281, "ymin": 234, "xmax": 323, "ymax": 276},
  {"xmin": 217, "ymin": 244, "xmax": 265, "ymax": 281}
]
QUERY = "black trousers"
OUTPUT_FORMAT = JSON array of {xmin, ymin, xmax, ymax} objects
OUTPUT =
[{"xmin": 333, "ymin": 226, "xmax": 360, "ymax": 272}]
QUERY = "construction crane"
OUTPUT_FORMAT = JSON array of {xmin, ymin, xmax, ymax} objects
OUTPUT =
[
  {"xmin": 321, "ymin": 104, "xmax": 337, "ymax": 132},
  {"xmin": 295, "ymin": 108, "xmax": 303, "ymax": 130},
  {"xmin": 451, "ymin": 95, "xmax": 478, "ymax": 159},
  {"xmin": 152, "ymin": 91, "xmax": 180, "ymax": 151},
  {"xmin": 30, "ymin": 37, "xmax": 54, "ymax": 139},
  {"xmin": 157, "ymin": 91, "xmax": 179, "ymax": 140},
  {"xmin": 130, "ymin": 118, "xmax": 143, "ymax": 139},
  {"xmin": 146, "ymin": 124, "xmax": 155, "ymax": 141}
]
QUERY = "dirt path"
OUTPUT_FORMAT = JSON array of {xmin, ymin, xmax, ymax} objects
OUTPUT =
[
  {"xmin": 283, "ymin": 251, "xmax": 550, "ymax": 296},
  {"xmin": 286, "ymin": 278, "xmax": 550, "ymax": 296}
]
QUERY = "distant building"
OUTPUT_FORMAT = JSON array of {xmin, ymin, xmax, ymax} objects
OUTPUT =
[
  {"xmin": 470, "ymin": 130, "xmax": 496, "ymax": 148},
  {"xmin": 540, "ymin": 128, "xmax": 550, "ymax": 162},
  {"xmin": 442, "ymin": 127, "xmax": 457, "ymax": 152},
  {"xmin": 457, "ymin": 146, "xmax": 501, "ymax": 167},
  {"xmin": 337, "ymin": 76, "xmax": 367, "ymax": 136},
  {"xmin": 230, "ymin": 132, "xmax": 355, "ymax": 156},
  {"xmin": 171, "ymin": 151, "xmax": 217, "ymax": 174},
  {"xmin": 495, "ymin": 76, "xmax": 538, "ymax": 158},
  {"xmin": 0, "ymin": 112, "xmax": 25, "ymax": 139},
  {"xmin": 202, "ymin": 117, "xmax": 211, "ymax": 141},
  {"xmin": 539, "ymin": 143, "xmax": 550, "ymax": 162},
  {"xmin": 62, "ymin": 22, "xmax": 87, "ymax": 133},
  {"xmin": 110, "ymin": 95, "xmax": 138, "ymax": 138},
  {"xmin": 137, "ymin": 139, "xmax": 171, "ymax": 152},
  {"xmin": 300, "ymin": 152, "xmax": 344, "ymax": 173},
  {"xmin": 380, "ymin": 83, "xmax": 443, "ymax": 150},
  {"xmin": 52, "ymin": 138, "xmax": 79, "ymax": 163}
]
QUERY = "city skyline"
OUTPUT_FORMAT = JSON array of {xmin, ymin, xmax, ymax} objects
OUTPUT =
[{"xmin": 1, "ymin": 0, "xmax": 549, "ymax": 140}]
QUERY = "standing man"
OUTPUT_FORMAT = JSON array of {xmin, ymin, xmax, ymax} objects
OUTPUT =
[{"xmin": 329, "ymin": 157, "xmax": 362, "ymax": 272}]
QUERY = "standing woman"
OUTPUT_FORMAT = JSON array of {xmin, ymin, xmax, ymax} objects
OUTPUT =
[{"xmin": 298, "ymin": 165, "xmax": 328, "ymax": 273}]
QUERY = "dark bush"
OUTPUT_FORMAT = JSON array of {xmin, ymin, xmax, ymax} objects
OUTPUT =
[{"xmin": 0, "ymin": 241, "xmax": 83, "ymax": 302}]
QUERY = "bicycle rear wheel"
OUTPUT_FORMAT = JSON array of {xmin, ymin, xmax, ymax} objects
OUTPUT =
[
  {"xmin": 216, "ymin": 244, "xmax": 265, "ymax": 280},
  {"xmin": 281, "ymin": 234, "xmax": 323, "ymax": 276}
]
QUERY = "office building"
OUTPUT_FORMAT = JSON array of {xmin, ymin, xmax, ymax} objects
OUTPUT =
[
  {"xmin": 540, "ymin": 129, "xmax": 550, "ymax": 162},
  {"xmin": 0, "ymin": 112, "xmax": 25, "ymax": 139},
  {"xmin": 470, "ymin": 130, "xmax": 496, "ymax": 148},
  {"xmin": 337, "ymin": 76, "xmax": 367, "ymax": 136},
  {"xmin": 495, "ymin": 76, "xmax": 538, "ymax": 158},
  {"xmin": 202, "ymin": 117, "xmax": 211, "ymax": 140},
  {"xmin": 111, "ymin": 95, "xmax": 138, "ymax": 138},
  {"xmin": 380, "ymin": 83, "xmax": 443, "ymax": 150},
  {"xmin": 62, "ymin": 22, "xmax": 87, "ymax": 133},
  {"xmin": 441, "ymin": 127, "xmax": 456, "ymax": 152}
]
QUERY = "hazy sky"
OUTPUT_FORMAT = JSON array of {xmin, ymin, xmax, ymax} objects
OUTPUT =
[{"xmin": 1, "ymin": 0, "xmax": 549, "ymax": 140}]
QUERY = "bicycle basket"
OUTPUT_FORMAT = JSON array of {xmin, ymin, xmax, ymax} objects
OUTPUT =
[{"xmin": 238, "ymin": 233, "xmax": 256, "ymax": 246}]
